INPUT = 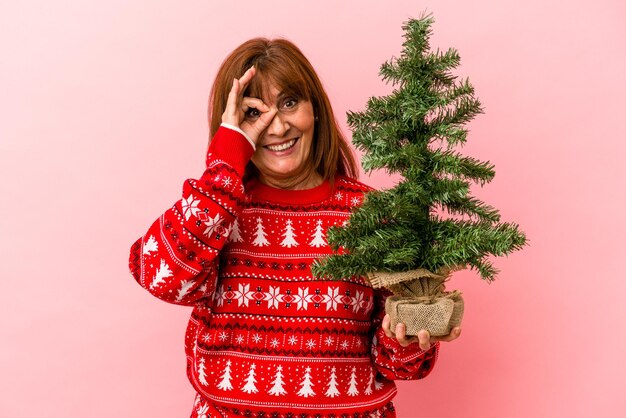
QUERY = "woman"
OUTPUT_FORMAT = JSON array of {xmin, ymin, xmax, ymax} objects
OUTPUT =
[{"xmin": 129, "ymin": 38, "xmax": 460, "ymax": 418}]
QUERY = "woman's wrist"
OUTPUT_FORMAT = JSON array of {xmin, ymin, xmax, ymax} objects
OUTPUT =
[{"xmin": 220, "ymin": 122, "xmax": 256, "ymax": 150}]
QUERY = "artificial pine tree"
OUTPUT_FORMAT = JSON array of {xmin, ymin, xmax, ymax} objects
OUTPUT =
[{"xmin": 312, "ymin": 13, "xmax": 527, "ymax": 336}]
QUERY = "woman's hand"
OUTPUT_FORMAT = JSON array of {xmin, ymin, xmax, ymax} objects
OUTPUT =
[
  {"xmin": 381, "ymin": 314, "xmax": 462, "ymax": 350},
  {"xmin": 221, "ymin": 65, "xmax": 278, "ymax": 144}
]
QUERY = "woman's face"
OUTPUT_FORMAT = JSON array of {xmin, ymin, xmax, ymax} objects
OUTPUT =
[{"xmin": 247, "ymin": 83, "xmax": 316, "ymax": 185}]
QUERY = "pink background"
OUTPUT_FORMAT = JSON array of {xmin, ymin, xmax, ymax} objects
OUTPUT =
[{"xmin": 2, "ymin": 1, "xmax": 625, "ymax": 417}]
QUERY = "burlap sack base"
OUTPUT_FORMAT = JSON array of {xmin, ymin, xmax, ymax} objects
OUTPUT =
[
  {"xmin": 367, "ymin": 266, "xmax": 466, "ymax": 337},
  {"xmin": 367, "ymin": 268, "xmax": 444, "ymax": 289},
  {"xmin": 385, "ymin": 293, "xmax": 464, "ymax": 337},
  {"xmin": 366, "ymin": 265, "xmax": 465, "ymax": 289}
]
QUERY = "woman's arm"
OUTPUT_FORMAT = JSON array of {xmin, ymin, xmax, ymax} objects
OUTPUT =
[
  {"xmin": 128, "ymin": 125, "xmax": 253, "ymax": 306},
  {"xmin": 129, "ymin": 64, "xmax": 279, "ymax": 306},
  {"xmin": 369, "ymin": 288, "xmax": 440, "ymax": 380}
]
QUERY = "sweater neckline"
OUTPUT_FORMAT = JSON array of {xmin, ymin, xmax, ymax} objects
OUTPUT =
[{"xmin": 247, "ymin": 177, "xmax": 333, "ymax": 205}]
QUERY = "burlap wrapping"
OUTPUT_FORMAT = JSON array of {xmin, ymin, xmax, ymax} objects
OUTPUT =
[
  {"xmin": 385, "ymin": 290, "xmax": 464, "ymax": 337},
  {"xmin": 365, "ymin": 265, "xmax": 463, "ymax": 290},
  {"xmin": 367, "ymin": 266, "xmax": 465, "ymax": 337}
]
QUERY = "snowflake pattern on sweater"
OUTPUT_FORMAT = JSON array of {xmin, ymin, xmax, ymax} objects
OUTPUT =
[{"xmin": 129, "ymin": 126, "xmax": 439, "ymax": 414}]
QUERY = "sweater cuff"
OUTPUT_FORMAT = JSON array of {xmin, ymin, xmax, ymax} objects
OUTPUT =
[
  {"xmin": 376, "ymin": 325, "xmax": 437, "ymax": 356},
  {"xmin": 220, "ymin": 123, "xmax": 256, "ymax": 150},
  {"xmin": 208, "ymin": 125, "xmax": 255, "ymax": 176}
]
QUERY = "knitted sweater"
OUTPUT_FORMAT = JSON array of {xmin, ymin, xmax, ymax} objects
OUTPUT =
[{"xmin": 128, "ymin": 125, "xmax": 439, "ymax": 415}]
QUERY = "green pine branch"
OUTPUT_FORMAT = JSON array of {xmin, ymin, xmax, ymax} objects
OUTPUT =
[{"xmin": 311, "ymin": 13, "xmax": 527, "ymax": 283}]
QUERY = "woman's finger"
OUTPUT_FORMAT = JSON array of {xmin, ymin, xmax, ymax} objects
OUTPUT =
[
  {"xmin": 237, "ymin": 65, "xmax": 256, "ymax": 92},
  {"xmin": 239, "ymin": 106, "xmax": 278, "ymax": 144},
  {"xmin": 241, "ymin": 97, "xmax": 269, "ymax": 113},
  {"xmin": 222, "ymin": 78, "xmax": 241, "ymax": 125},
  {"xmin": 416, "ymin": 329, "xmax": 432, "ymax": 351},
  {"xmin": 381, "ymin": 314, "xmax": 395, "ymax": 339},
  {"xmin": 223, "ymin": 67, "xmax": 258, "ymax": 126},
  {"xmin": 394, "ymin": 322, "xmax": 420, "ymax": 347}
]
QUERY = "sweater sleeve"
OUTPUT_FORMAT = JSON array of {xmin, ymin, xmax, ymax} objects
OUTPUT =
[
  {"xmin": 369, "ymin": 288, "xmax": 440, "ymax": 380},
  {"xmin": 128, "ymin": 125, "xmax": 254, "ymax": 306}
]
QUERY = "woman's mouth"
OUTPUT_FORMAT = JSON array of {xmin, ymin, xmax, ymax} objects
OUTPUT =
[{"xmin": 264, "ymin": 137, "xmax": 299, "ymax": 152}]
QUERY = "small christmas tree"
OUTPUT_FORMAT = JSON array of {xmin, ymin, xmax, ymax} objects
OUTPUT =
[
  {"xmin": 309, "ymin": 219, "xmax": 327, "ymax": 248},
  {"xmin": 364, "ymin": 368, "xmax": 374, "ymax": 395},
  {"xmin": 252, "ymin": 217, "xmax": 270, "ymax": 247},
  {"xmin": 324, "ymin": 366, "xmax": 340, "ymax": 398},
  {"xmin": 280, "ymin": 219, "xmax": 299, "ymax": 248},
  {"xmin": 217, "ymin": 360, "xmax": 233, "ymax": 391},
  {"xmin": 150, "ymin": 259, "xmax": 172, "ymax": 289},
  {"xmin": 312, "ymin": 13, "xmax": 527, "ymax": 336},
  {"xmin": 297, "ymin": 367, "xmax": 316, "ymax": 398},
  {"xmin": 241, "ymin": 363, "xmax": 259, "ymax": 394},
  {"xmin": 176, "ymin": 279, "xmax": 195, "ymax": 302},
  {"xmin": 268, "ymin": 365, "xmax": 287, "ymax": 396},
  {"xmin": 142, "ymin": 235, "xmax": 158, "ymax": 255},
  {"xmin": 197, "ymin": 357, "xmax": 209, "ymax": 386},
  {"xmin": 346, "ymin": 367, "xmax": 360, "ymax": 396},
  {"xmin": 229, "ymin": 219, "xmax": 243, "ymax": 243}
]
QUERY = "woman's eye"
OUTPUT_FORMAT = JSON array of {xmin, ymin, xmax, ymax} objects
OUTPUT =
[
  {"xmin": 283, "ymin": 98, "xmax": 297, "ymax": 109},
  {"xmin": 246, "ymin": 108, "xmax": 261, "ymax": 118}
]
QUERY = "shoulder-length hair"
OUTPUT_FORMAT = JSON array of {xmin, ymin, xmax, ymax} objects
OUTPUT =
[{"xmin": 208, "ymin": 38, "xmax": 358, "ymax": 183}]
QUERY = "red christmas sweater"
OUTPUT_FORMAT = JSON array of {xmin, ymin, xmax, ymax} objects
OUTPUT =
[{"xmin": 128, "ymin": 125, "xmax": 439, "ymax": 415}]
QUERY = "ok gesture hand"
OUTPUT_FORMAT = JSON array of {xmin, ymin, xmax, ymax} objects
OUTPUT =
[{"xmin": 221, "ymin": 65, "xmax": 277, "ymax": 145}]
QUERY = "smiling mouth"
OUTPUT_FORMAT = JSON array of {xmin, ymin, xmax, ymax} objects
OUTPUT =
[{"xmin": 264, "ymin": 137, "xmax": 299, "ymax": 152}]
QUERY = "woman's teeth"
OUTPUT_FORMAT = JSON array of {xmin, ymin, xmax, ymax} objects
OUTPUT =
[{"xmin": 266, "ymin": 138, "xmax": 298, "ymax": 152}]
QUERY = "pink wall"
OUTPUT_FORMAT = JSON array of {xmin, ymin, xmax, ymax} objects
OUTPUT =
[{"xmin": 2, "ymin": 1, "xmax": 625, "ymax": 417}]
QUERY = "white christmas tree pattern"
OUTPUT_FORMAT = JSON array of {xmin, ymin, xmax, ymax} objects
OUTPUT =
[
  {"xmin": 267, "ymin": 365, "xmax": 287, "ymax": 396},
  {"xmin": 195, "ymin": 403, "xmax": 209, "ymax": 418},
  {"xmin": 217, "ymin": 360, "xmax": 233, "ymax": 391},
  {"xmin": 241, "ymin": 363, "xmax": 259, "ymax": 394},
  {"xmin": 364, "ymin": 368, "xmax": 374, "ymax": 395},
  {"xmin": 228, "ymin": 218, "xmax": 243, "ymax": 243},
  {"xmin": 280, "ymin": 219, "xmax": 299, "ymax": 247},
  {"xmin": 142, "ymin": 235, "xmax": 158, "ymax": 256},
  {"xmin": 324, "ymin": 366, "xmax": 340, "ymax": 398},
  {"xmin": 374, "ymin": 376, "xmax": 384, "ymax": 391},
  {"xmin": 252, "ymin": 217, "xmax": 270, "ymax": 246},
  {"xmin": 182, "ymin": 195, "xmax": 201, "ymax": 220},
  {"xmin": 297, "ymin": 366, "xmax": 316, "ymax": 398},
  {"xmin": 347, "ymin": 367, "xmax": 359, "ymax": 396},
  {"xmin": 176, "ymin": 279, "xmax": 195, "ymax": 302},
  {"xmin": 150, "ymin": 259, "xmax": 173, "ymax": 289},
  {"xmin": 197, "ymin": 357, "xmax": 209, "ymax": 386},
  {"xmin": 309, "ymin": 219, "xmax": 327, "ymax": 247}
]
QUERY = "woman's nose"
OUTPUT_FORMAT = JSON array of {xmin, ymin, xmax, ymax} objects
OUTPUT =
[{"xmin": 266, "ymin": 110, "xmax": 289, "ymax": 137}]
